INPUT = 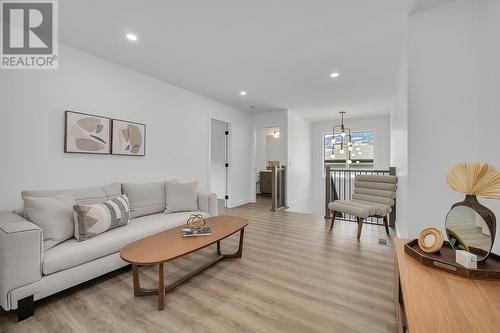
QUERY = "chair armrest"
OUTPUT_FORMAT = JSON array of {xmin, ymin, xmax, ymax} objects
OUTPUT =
[
  {"xmin": 0, "ymin": 212, "xmax": 42, "ymax": 311},
  {"xmin": 197, "ymin": 191, "xmax": 218, "ymax": 217}
]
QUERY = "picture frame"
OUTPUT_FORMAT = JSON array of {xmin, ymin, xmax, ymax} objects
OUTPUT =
[
  {"xmin": 64, "ymin": 111, "xmax": 111, "ymax": 154},
  {"xmin": 111, "ymin": 119, "xmax": 146, "ymax": 156}
]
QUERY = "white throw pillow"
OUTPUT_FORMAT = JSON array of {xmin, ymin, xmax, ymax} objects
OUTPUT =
[
  {"xmin": 23, "ymin": 192, "xmax": 76, "ymax": 251},
  {"xmin": 165, "ymin": 181, "xmax": 198, "ymax": 213}
]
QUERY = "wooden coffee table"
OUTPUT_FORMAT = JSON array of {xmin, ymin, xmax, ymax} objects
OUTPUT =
[{"xmin": 120, "ymin": 215, "xmax": 248, "ymax": 310}]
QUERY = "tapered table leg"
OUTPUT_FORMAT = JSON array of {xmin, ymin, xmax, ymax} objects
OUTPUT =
[
  {"xmin": 132, "ymin": 265, "xmax": 158, "ymax": 296},
  {"xmin": 158, "ymin": 263, "xmax": 165, "ymax": 310},
  {"xmin": 132, "ymin": 265, "xmax": 140, "ymax": 296},
  {"xmin": 222, "ymin": 229, "xmax": 245, "ymax": 258}
]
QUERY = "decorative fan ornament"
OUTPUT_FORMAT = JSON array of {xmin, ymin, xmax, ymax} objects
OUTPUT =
[{"xmin": 447, "ymin": 163, "xmax": 500, "ymax": 200}]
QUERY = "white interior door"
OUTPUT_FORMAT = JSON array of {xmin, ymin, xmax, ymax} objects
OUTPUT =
[{"xmin": 210, "ymin": 119, "xmax": 229, "ymax": 207}]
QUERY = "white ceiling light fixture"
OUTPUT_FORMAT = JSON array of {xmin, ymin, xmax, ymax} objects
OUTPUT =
[
  {"xmin": 126, "ymin": 33, "xmax": 138, "ymax": 41},
  {"xmin": 240, "ymin": 91, "xmax": 247, "ymax": 96},
  {"xmin": 273, "ymin": 131, "xmax": 280, "ymax": 139},
  {"xmin": 330, "ymin": 72, "xmax": 340, "ymax": 78}
]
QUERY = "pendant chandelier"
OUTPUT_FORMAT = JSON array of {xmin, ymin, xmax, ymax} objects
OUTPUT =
[{"xmin": 330, "ymin": 111, "xmax": 354, "ymax": 164}]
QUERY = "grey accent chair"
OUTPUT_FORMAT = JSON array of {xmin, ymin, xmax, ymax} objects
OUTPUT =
[{"xmin": 328, "ymin": 175, "xmax": 397, "ymax": 239}]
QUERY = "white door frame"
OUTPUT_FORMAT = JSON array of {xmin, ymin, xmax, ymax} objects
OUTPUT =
[
  {"xmin": 250, "ymin": 125, "xmax": 281, "ymax": 203},
  {"xmin": 208, "ymin": 116, "xmax": 232, "ymax": 208}
]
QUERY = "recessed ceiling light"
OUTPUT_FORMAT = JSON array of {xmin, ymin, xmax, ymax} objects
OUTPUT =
[
  {"xmin": 330, "ymin": 72, "xmax": 340, "ymax": 78},
  {"xmin": 240, "ymin": 91, "xmax": 247, "ymax": 96},
  {"xmin": 126, "ymin": 33, "xmax": 138, "ymax": 41}
]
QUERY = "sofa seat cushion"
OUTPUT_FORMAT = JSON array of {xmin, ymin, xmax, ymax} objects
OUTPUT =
[
  {"xmin": 42, "ymin": 211, "xmax": 209, "ymax": 275},
  {"xmin": 329, "ymin": 201, "xmax": 370, "ymax": 219},
  {"xmin": 329, "ymin": 200, "xmax": 391, "ymax": 219}
]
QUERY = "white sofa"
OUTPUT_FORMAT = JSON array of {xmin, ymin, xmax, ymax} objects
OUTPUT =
[{"xmin": 0, "ymin": 182, "xmax": 218, "ymax": 320}]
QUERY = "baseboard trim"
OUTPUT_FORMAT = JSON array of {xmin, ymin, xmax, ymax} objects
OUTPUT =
[
  {"xmin": 228, "ymin": 199, "xmax": 252, "ymax": 208},
  {"xmin": 287, "ymin": 194, "xmax": 312, "ymax": 208}
]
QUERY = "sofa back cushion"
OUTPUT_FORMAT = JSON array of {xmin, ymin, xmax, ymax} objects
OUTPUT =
[
  {"xmin": 73, "ymin": 194, "xmax": 130, "ymax": 241},
  {"xmin": 22, "ymin": 183, "xmax": 122, "ymax": 205},
  {"xmin": 165, "ymin": 181, "xmax": 199, "ymax": 213},
  {"xmin": 122, "ymin": 182, "xmax": 166, "ymax": 218},
  {"xmin": 23, "ymin": 192, "xmax": 76, "ymax": 251}
]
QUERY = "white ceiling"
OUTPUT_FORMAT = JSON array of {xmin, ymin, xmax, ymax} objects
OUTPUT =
[
  {"xmin": 60, "ymin": 0, "xmax": 454, "ymax": 121},
  {"xmin": 411, "ymin": 0, "xmax": 456, "ymax": 14}
]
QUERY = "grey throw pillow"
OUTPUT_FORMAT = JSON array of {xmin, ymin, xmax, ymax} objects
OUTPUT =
[
  {"xmin": 73, "ymin": 195, "xmax": 130, "ymax": 241},
  {"xmin": 23, "ymin": 192, "xmax": 76, "ymax": 251},
  {"xmin": 165, "ymin": 181, "xmax": 198, "ymax": 213},
  {"xmin": 122, "ymin": 182, "xmax": 166, "ymax": 218}
]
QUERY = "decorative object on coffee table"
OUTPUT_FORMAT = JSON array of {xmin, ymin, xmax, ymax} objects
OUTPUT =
[
  {"xmin": 186, "ymin": 213, "xmax": 206, "ymax": 231},
  {"xmin": 64, "ymin": 111, "xmax": 111, "ymax": 154},
  {"xmin": 417, "ymin": 228, "xmax": 444, "ymax": 253},
  {"xmin": 181, "ymin": 226, "xmax": 212, "ymax": 237},
  {"xmin": 111, "ymin": 119, "xmax": 146, "ymax": 156},
  {"xmin": 445, "ymin": 163, "xmax": 500, "ymax": 262},
  {"xmin": 120, "ymin": 215, "xmax": 248, "ymax": 311},
  {"xmin": 183, "ymin": 214, "xmax": 210, "ymax": 237}
]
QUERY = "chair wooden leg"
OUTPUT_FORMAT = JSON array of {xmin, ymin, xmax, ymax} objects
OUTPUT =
[
  {"xmin": 329, "ymin": 211, "xmax": 336, "ymax": 230},
  {"xmin": 356, "ymin": 217, "xmax": 364, "ymax": 240},
  {"xmin": 383, "ymin": 215, "xmax": 390, "ymax": 235}
]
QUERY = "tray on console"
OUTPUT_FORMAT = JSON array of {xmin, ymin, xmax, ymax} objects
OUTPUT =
[{"xmin": 404, "ymin": 239, "xmax": 500, "ymax": 280}]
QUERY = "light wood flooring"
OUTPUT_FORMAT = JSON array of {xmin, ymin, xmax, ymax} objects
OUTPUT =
[{"xmin": 0, "ymin": 197, "xmax": 397, "ymax": 333}]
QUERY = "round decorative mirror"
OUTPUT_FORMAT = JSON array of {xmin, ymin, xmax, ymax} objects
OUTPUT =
[{"xmin": 445, "ymin": 196, "xmax": 495, "ymax": 262}]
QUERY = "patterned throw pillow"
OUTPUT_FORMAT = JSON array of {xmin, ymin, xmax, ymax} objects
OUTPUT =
[{"xmin": 73, "ymin": 195, "xmax": 130, "ymax": 241}]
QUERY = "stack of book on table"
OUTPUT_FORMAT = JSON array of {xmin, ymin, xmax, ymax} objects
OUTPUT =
[{"xmin": 182, "ymin": 226, "xmax": 212, "ymax": 237}]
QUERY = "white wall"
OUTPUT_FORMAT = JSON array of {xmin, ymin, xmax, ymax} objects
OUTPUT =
[
  {"xmin": 478, "ymin": 0, "xmax": 500, "ymax": 254},
  {"xmin": 210, "ymin": 119, "xmax": 226, "ymax": 200},
  {"xmin": 250, "ymin": 110, "xmax": 313, "ymax": 211},
  {"xmin": 286, "ymin": 111, "xmax": 312, "ymax": 212},
  {"xmin": 310, "ymin": 115, "xmax": 391, "ymax": 216},
  {"xmin": 0, "ymin": 44, "xmax": 252, "ymax": 210},
  {"xmin": 390, "ymin": 30, "xmax": 409, "ymax": 237},
  {"xmin": 255, "ymin": 127, "xmax": 281, "ymax": 171},
  {"xmin": 266, "ymin": 135, "xmax": 281, "ymax": 165},
  {"xmin": 251, "ymin": 110, "xmax": 288, "ymax": 164},
  {"xmin": 405, "ymin": 0, "xmax": 500, "ymax": 254},
  {"xmin": 408, "ymin": 0, "xmax": 479, "ymax": 239}
]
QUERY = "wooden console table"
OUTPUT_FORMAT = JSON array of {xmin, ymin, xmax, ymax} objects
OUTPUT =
[{"xmin": 394, "ymin": 238, "xmax": 500, "ymax": 333}]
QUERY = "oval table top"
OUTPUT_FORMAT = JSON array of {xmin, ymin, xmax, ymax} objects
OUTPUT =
[{"xmin": 120, "ymin": 215, "xmax": 248, "ymax": 265}]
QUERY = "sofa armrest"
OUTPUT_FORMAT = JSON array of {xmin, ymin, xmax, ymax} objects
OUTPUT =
[
  {"xmin": 0, "ymin": 212, "xmax": 42, "ymax": 311},
  {"xmin": 197, "ymin": 191, "xmax": 218, "ymax": 217}
]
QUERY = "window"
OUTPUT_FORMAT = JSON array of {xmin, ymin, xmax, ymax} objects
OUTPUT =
[{"xmin": 324, "ymin": 130, "xmax": 374, "ymax": 163}]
